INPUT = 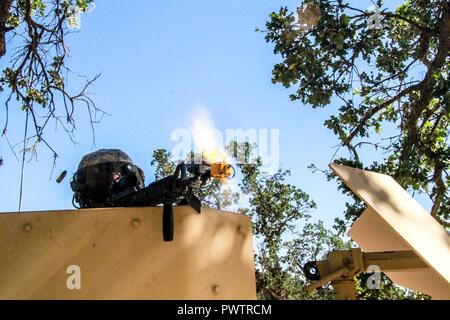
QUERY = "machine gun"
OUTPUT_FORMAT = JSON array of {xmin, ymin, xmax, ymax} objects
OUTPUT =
[{"xmin": 105, "ymin": 161, "xmax": 234, "ymax": 241}]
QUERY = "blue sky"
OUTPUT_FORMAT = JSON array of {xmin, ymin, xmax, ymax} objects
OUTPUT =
[{"xmin": 1, "ymin": 0, "xmax": 423, "ymax": 228}]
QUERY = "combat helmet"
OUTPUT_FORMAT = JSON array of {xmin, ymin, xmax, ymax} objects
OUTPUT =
[{"xmin": 71, "ymin": 149, "xmax": 145, "ymax": 208}]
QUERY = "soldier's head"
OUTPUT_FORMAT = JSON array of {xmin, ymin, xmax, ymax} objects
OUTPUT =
[{"xmin": 70, "ymin": 149, "xmax": 145, "ymax": 208}]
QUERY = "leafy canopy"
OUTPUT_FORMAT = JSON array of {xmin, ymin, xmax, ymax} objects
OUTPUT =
[{"xmin": 264, "ymin": 0, "xmax": 450, "ymax": 228}]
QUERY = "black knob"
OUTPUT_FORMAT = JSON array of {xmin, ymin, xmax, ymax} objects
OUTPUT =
[{"xmin": 303, "ymin": 261, "xmax": 321, "ymax": 281}]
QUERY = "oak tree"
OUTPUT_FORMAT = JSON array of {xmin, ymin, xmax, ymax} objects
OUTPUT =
[{"xmin": 263, "ymin": 0, "xmax": 450, "ymax": 228}]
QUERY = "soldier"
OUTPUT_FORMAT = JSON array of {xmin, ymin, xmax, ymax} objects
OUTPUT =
[
  {"xmin": 70, "ymin": 149, "xmax": 233, "ymax": 241},
  {"xmin": 70, "ymin": 149, "xmax": 145, "ymax": 208}
]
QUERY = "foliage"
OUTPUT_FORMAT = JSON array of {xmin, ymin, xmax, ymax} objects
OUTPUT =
[
  {"xmin": 0, "ymin": 0, "xmax": 101, "ymax": 159},
  {"xmin": 231, "ymin": 142, "xmax": 318, "ymax": 299},
  {"xmin": 263, "ymin": 0, "xmax": 450, "ymax": 229}
]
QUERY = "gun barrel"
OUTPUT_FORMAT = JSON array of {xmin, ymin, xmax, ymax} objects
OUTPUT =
[{"xmin": 210, "ymin": 163, "xmax": 233, "ymax": 179}]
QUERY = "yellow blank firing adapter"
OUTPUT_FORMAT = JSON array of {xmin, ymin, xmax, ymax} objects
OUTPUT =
[{"xmin": 210, "ymin": 163, "xmax": 234, "ymax": 179}]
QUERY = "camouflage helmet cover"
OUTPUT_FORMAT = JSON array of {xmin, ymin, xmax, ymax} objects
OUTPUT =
[{"xmin": 77, "ymin": 149, "xmax": 134, "ymax": 169}]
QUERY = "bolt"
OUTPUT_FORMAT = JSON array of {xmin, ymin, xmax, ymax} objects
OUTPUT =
[
  {"xmin": 211, "ymin": 284, "xmax": 220, "ymax": 295},
  {"xmin": 23, "ymin": 223, "xmax": 32, "ymax": 232},
  {"xmin": 131, "ymin": 218, "xmax": 141, "ymax": 228},
  {"xmin": 236, "ymin": 224, "xmax": 245, "ymax": 235},
  {"xmin": 343, "ymin": 257, "xmax": 352, "ymax": 266}
]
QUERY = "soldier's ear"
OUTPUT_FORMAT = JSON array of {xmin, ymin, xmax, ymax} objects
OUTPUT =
[{"xmin": 138, "ymin": 168, "xmax": 145, "ymax": 182}]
